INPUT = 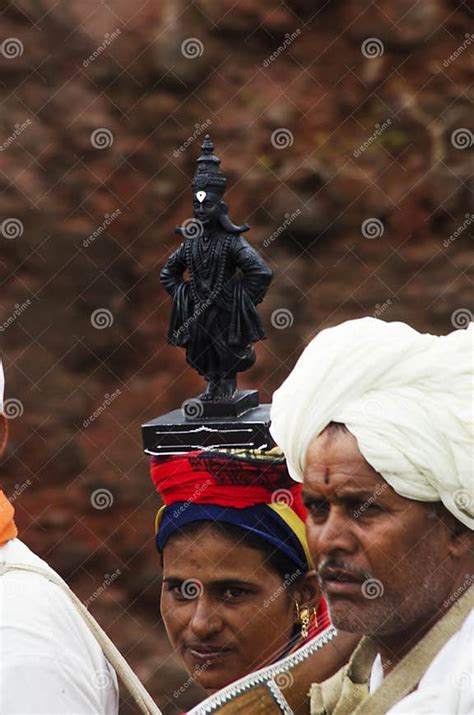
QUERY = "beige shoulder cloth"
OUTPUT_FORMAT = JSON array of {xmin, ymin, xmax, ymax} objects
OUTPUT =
[
  {"xmin": 0, "ymin": 562, "xmax": 162, "ymax": 715},
  {"xmin": 310, "ymin": 584, "xmax": 474, "ymax": 715}
]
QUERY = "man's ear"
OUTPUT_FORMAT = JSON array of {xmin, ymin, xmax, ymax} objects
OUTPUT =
[
  {"xmin": 292, "ymin": 569, "xmax": 320, "ymax": 609},
  {"xmin": 448, "ymin": 520, "xmax": 474, "ymax": 558},
  {"xmin": 439, "ymin": 507, "xmax": 473, "ymax": 558}
]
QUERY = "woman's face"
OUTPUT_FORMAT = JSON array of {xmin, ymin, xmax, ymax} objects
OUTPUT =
[{"xmin": 161, "ymin": 527, "xmax": 304, "ymax": 693}]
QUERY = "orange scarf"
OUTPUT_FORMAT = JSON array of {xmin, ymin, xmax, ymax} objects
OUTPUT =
[{"xmin": 0, "ymin": 489, "xmax": 18, "ymax": 545}]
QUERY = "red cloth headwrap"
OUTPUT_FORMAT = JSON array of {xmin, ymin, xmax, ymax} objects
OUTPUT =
[{"xmin": 150, "ymin": 449, "xmax": 308, "ymax": 521}]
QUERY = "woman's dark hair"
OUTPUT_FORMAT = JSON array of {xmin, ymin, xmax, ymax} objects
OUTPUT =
[{"xmin": 164, "ymin": 519, "xmax": 304, "ymax": 584}]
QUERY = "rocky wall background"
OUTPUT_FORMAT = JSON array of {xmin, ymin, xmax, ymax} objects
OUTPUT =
[{"xmin": 0, "ymin": 0, "xmax": 472, "ymax": 711}]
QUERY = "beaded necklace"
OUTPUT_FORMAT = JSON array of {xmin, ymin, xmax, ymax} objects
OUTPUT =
[{"xmin": 185, "ymin": 232, "xmax": 232, "ymax": 306}]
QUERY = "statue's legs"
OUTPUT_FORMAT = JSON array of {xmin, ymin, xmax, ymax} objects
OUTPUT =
[
  {"xmin": 217, "ymin": 376, "xmax": 236, "ymax": 400},
  {"xmin": 200, "ymin": 374, "xmax": 236, "ymax": 402}
]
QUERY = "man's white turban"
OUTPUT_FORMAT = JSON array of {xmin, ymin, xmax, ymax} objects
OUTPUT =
[{"xmin": 270, "ymin": 317, "xmax": 474, "ymax": 529}]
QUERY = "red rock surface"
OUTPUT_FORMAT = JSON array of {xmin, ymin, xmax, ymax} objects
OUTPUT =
[{"xmin": 0, "ymin": 0, "xmax": 472, "ymax": 711}]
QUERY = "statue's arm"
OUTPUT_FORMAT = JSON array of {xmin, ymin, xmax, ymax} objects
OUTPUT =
[
  {"xmin": 160, "ymin": 243, "xmax": 187, "ymax": 297},
  {"xmin": 231, "ymin": 236, "xmax": 273, "ymax": 304}
]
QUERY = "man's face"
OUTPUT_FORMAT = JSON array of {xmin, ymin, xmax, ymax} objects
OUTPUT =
[
  {"xmin": 192, "ymin": 191, "xmax": 221, "ymax": 229},
  {"xmin": 161, "ymin": 527, "xmax": 297, "ymax": 693},
  {"xmin": 303, "ymin": 429, "xmax": 455, "ymax": 637}
]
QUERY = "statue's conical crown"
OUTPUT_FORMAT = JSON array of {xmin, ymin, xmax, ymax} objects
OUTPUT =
[{"xmin": 192, "ymin": 135, "xmax": 227, "ymax": 195}]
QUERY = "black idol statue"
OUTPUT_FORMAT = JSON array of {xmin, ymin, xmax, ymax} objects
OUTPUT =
[
  {"xmin": 142, "ymin": 134, "xmax": 275, "ymax": 453},
  {"xmin": 160, "ymin": 135, "xmax": 273, "ymax": 405}
]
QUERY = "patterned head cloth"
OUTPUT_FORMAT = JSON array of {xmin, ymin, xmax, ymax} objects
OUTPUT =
[{"xmin": 150, "ymin": 447, "xmax": 312, "ymax": 571}]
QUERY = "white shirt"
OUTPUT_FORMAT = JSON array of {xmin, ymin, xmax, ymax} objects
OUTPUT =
[
  {"xmin": 0, "ymin": 538, "xmax": 119, "ymax": 714},
  {"xmin": 369, "ymin": 608, "xmax": 474, "ymax": 714}
]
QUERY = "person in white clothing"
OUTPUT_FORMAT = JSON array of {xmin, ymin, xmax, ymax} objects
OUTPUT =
[
  {"xmin": 0, "ymin": 538, "xmax": 119, "ymax": 714},
  {"xmin": 0, "ymin": 360, "xmax": 119, "ymax": 714},
  {"xmin": 270, "ymin": 318, "xmax": 474, "ymax": 714}
]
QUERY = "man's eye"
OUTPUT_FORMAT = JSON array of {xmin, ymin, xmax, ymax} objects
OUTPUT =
[
  {"xmin": 307, "ymin": 501, "xmax": 329, "ymax": 517},
  {"xmin": 165, "ymin": 583, "xmax": 189, "ymax": 600}
]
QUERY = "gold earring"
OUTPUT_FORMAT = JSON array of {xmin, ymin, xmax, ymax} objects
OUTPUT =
[
  {"xmin": 295, "ymin": 603, "xmax": 317, "ymax": 639},
  {"xmin": 295, "ymin": 603, "xmax": 310, "ymax": 638}
]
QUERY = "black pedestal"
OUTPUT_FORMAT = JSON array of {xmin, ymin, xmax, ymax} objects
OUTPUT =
[
  {"xmin": 142, "ymin": 403, "xmax": 274, "ymax": 456},
  {"xmin": 184, "ymin": 389, "xmax": 259, "ymax": 419}
]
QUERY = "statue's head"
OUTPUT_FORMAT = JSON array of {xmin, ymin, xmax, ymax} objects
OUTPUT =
[
  {"xmin": 180, "ymin": 134, "xmax": 250, "ymax": 237},
  {"xmin": 192, "ymin": 189, "xmax": 224, "ymax": 230}
]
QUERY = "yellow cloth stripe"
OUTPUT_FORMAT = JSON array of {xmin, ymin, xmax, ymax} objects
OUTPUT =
[
  {"xmin": 155, "ymin": 505, "xmax": 166, "ymax": 533},
  {"xmin": 267, "ymin": 503, "xmax": 313, "ymax": 569}
]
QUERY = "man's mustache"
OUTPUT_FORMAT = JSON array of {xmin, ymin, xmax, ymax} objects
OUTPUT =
[{"xmin": 318, "ymin": 558, "xmax": 372, "ymax": 584}]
